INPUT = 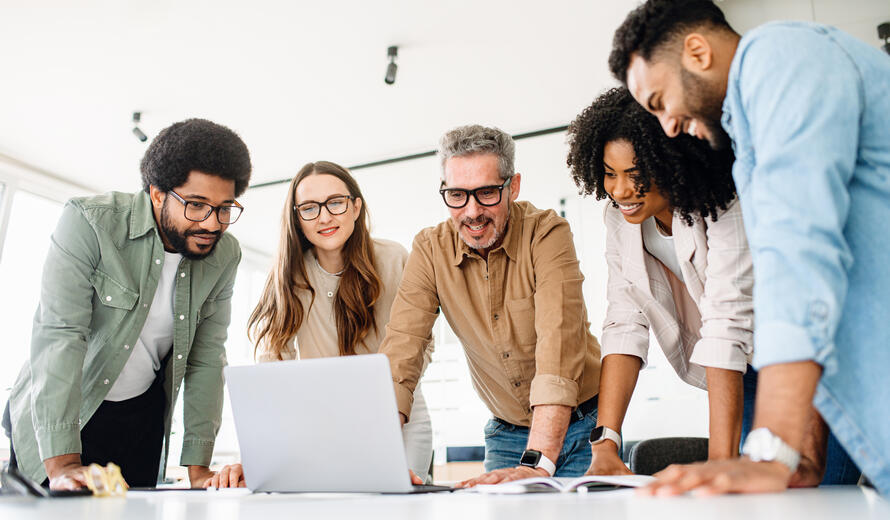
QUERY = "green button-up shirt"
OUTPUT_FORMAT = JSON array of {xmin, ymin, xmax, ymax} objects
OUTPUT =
[{"xmin": 9, "ymin": 190, "xmax": 240, "ymax": 483}]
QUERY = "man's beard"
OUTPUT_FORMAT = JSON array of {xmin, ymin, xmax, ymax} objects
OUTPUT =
[
  {"xmin": 160, "ymin": 199, "xmax": 221, "ymax": 260},
  {"xmin": 680, "ymin": 68, "xmax": 731, "ymax": 150},
  {"xmin": 460, "ymin": 215, "xmax": 502, "ymax": 251}
]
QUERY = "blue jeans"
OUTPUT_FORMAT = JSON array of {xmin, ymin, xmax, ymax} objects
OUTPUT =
[
  {"xmin": 742, "ymin": 366, "xmax": 861, "ymax": 485},
  {"xmin": 483, "ymin": 408, "xmax": 597, "ymax": 477}
]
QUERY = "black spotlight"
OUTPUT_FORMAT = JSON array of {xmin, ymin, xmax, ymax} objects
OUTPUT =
[
  {"xmin": 879, "ymin": 22, "xmax": 890, "ymax": 55},
  {"xmin": 132, "ymin": 111, "xmax": 148, "ymax": 142},
  {"xmin": 384, "ymin": 45, "xmax": 398, "ymax": 85}
]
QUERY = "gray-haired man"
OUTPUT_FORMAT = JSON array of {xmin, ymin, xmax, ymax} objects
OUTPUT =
[{"xmin": 379, "ymin": 124, "xmax": 603, "ymax": 486}]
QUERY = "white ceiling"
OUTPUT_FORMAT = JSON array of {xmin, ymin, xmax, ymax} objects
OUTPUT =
[
  {"xmin": 0, "ymin": 0, "xmax": 636, "ymax": 194},
  {"xmin": 2, "ymin": 0, "xmax": 887, "ymax": 258}
]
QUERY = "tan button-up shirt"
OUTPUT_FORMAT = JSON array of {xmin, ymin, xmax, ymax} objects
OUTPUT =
[{"xmin": 380, "ymin": 201, "xmax": 601, "ymax": 427}]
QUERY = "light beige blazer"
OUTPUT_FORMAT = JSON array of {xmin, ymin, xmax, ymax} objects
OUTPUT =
[{"xmin": 600, "ymin": 198, "xmax": 753, "ymax": 390}]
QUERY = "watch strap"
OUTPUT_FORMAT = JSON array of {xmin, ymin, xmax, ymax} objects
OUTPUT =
[
  {"xmin": 535, "ymin": 453, "xmax": 556, "ymax": 476},
  {"xmin": 519, "ymin": 449, "xmax": 556, "ymax": 476},
  {"xmin": 742, "ymin": 427, "xmax": 801, "ymax": 473},
  {"xmin": 590, "ymin": 425, "xmax": 622, "ymax": 451}
]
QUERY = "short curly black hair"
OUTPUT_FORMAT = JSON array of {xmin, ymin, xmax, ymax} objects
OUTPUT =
[
  {"xmin": 567, "ymin": 87, "xmax": 735, "ymax": 225},
  {"xmin": 609, "ymin": 0, "xmax": 735, "ymax": 83},
  {"xmin": 140, "ymin": 118, "xmax": 252, "ymax": 196}
]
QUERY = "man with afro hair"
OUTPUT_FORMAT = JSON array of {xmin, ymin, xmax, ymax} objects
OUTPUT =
[{"xmin": 4, "ymin": 118, "xmax": 251, "ymax": 490}]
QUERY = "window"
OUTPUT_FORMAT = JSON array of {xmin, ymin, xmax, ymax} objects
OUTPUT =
[{"xmin": 0, "ymin": 190, "xmax": 64, "ymax": 397}]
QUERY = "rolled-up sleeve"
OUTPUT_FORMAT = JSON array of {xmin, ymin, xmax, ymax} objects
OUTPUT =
[
  {"xmin": 378, "ymin": 232, "xmax": 439, "ymax": 420},
  {"xmin": 528, "ymin": 215, "xmax": 587, "ymax": 408},
  {"xmin": 733, "ymin": 29, "xmax": 859, "ymax": 368},
  {"xmin": 689, "ymin": 200, "xmax": 753, "ymax": 372},
  {"xmin": 600, "ymin": 208, "xmax": 651, "ymax": 366}
]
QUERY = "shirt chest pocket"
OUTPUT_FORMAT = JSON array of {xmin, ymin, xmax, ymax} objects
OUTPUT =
[
  {"xmin": 506, "ymin": 294, "xmax": 537, "ymax": 346},
  {"xmin": 89, "ymin": 270, "xmax": 139, "ymax": 339}
]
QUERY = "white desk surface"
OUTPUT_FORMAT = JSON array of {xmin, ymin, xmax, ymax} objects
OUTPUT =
[{"xmin": 0, "ymin": 486, "xmax": 887, "ymax": 519}]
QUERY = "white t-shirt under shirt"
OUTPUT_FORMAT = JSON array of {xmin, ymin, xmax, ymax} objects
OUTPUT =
[
  {"xmin": 105, "ymin": 251, "xmax": 182, "ymax": 402},
  {"xmin": 641, "ymin": 216, "xmax": 684, "ymax": 282}
]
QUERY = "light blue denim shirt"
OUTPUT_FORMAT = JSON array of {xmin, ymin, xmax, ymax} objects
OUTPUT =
[{"xmin": 722, "ymin": 21, "xmax": 890, "ymax": 495}]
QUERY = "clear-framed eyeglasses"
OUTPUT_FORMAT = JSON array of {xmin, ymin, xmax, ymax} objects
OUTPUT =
[
  {"xmin": 439, "ymin": 176, "xmax": 513, "ymax": 209},
  {"xmin": 167, "ymin": 190, "xmax": 244, "ymax": 224},
  {"xmin": 294, "ymin": 194, "xmax": 355, "ymax": 221}
]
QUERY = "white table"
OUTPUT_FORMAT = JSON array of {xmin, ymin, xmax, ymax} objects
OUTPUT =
[{"xmin": 0, "ymin": 486, "xmax": 887, "ymax": 519}]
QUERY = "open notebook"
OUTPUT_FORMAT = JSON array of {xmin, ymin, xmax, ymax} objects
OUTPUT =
[{"xmin": 473, "ymin": 475, "xmax": 655, "ymax": 494}]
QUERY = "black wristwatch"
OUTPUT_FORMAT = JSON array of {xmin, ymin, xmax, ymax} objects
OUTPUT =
[
  {"xmin": 518, "ymin": 449, "xmax": 556, "ymax": 476},
  {"xmin": 589, "ymin": 425, "xmax": 622, "ymax": 451}
]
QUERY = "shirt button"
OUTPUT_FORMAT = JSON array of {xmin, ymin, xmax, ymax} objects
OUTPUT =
[
  {"xmin": 502, "ymin": 352, "xmax": 510, "ymax": 359},
  {"xmin": 124, "ymin": 344, "xmax": 130, "ymax": 350},
  {"xmin": 327, "ymin": 291, "xmax": 334, "ymax": 298},
  {"xmin": 513, "ymin": 381, "xmax": 521, "ymax": 388},
  {"xmin": 179, "ymin": 315, "xmax": 185, "ymax": 320},
  {"xmin": 483, "ymin": 274, "xmax": 489, "ymax": 280},
  {"xmin": 177, "ymin": 354, "xmax": 183, "ymax": 360},
  {"xmin": 155, "ymin": 259, "xmax": 161, "ymax": 265},
  {"xmin": 493, "ymin": 314, "xmax": 499, "ymax": 320},
  {"xmin": 180, "ymin": 272, "xmax": 186, "ymax": 278},
  {"xmin": 105, "ymin": 295, "xmax": 112, "ymax": 302},
  {"xmin": 103, "ymin": 379, "xmax": 109, "ymax": 385},
  {"xmin": 143, "ymin": 303, "xmax": 148, "ymax": 308}
]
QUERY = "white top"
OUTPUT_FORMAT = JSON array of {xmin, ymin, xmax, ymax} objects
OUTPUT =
[
  {"xmin": 641, "ymin": 217, "xmax": 683, "ymax": 282},
  {"xmin": 106, "ymin": 251, "xmax": 181, "ymax": 401},
  {"xmin": 255, "ymin": 238, "xmax": 433, "ymax": 480}
]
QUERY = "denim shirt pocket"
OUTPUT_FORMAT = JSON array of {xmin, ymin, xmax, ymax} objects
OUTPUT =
[
  {"xmin": 89, "ymin": 269, "xmax": 138, "ymax": 310},
  {"xmin": 88, "ymin": 270, "xmax": 139, "ymax": 350}
]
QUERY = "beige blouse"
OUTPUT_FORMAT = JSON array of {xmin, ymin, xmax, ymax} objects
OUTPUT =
[
  {"xmin": 257, "ymin": 238, "xmax": 434, "ymax": 364},
  {"xmin": 600, "ymin": 199, "xmax": 754, "ymax": 390}
]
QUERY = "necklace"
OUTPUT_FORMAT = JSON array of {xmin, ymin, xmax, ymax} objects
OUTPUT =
[{"xmin": 315, "ymin": 255, "xmax": 345, "ymax": 277}]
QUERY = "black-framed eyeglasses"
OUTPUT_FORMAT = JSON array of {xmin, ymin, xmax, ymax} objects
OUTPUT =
[
  {"xmin": 294, "ymin": 194, "xmax": 354, "ymax": 221},
  {"xmin": 439, "ymin": 176, "xmax": 513, "ymax": 209},
  {"xmin": 167, "ymin": 190, "xmax": 244, "ymax": 224}
]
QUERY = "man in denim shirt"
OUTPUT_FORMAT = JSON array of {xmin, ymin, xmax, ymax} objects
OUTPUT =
[
  {"xmin": 608, "ymin": 0, "xmax": 890, "ymax": 496},
  {"xmin": 3, "ymin": 119, "xmax": 251, "ymax": 489}
]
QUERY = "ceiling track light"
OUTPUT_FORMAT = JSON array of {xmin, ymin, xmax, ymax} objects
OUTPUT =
[
  {"xmin": 879, "ymin": 22, "xmax": 889, "ymax": 55},
  {"xmin": 384, "ymin": 45, "xmax": 398, "ymax": 85},
  {"xmin": 132, "ymin": 111, "xmax": 148, "ymax": 142}
]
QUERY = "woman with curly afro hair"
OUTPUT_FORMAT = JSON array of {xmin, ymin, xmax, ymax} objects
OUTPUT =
[{"xmin": 567, "ymin": 87, "xmax": 758, "ymax": 476}]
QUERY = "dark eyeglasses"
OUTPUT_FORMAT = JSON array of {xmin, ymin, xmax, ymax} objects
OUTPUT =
[
  {"xmin": 439, "ymin": 176, "xmax": 513, "ymax": 209},
  {"xmin": 167, "ymin": 190, "xmax": 243, "ymax": 224},
  {"xmin": 294, "ymin": 195, "xmax": 354, "ymax": 221}
]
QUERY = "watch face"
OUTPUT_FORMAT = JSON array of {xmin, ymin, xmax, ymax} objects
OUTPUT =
[
  {"xmin": 589, "ymin": 426, "xmax": 605, "ymax": 444},
  {"xmin": 519, "ymin": 450, "xmax": 542, "ymax": 467}
]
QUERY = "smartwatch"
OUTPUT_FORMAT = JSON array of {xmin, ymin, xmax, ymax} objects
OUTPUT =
[
  {"xmin": 741, "ymin": 427, "xmax": 801, "ymax": 473},
  {"xmin": 589, "ymin": 425, "xmax": 622, "ymax": 451},
  {"xmin": 519, "ymin": 449, "xmax": 556, "ymax": 476}
]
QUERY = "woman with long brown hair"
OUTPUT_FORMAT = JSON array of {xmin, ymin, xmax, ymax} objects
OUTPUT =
[{"xmin": 208, "ymin": 161, "xmax": 433, "ymax": 488}]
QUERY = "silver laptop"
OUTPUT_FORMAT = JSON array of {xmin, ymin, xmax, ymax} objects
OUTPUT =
[{"xmin": 225, "ymin": 353, "xmax": 450, "ymax": 493}]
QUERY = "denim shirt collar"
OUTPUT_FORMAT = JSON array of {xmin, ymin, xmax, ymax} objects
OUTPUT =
[{"xmin": 128, "ymin": 190, "xmax": 159, "ymax": 240}]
